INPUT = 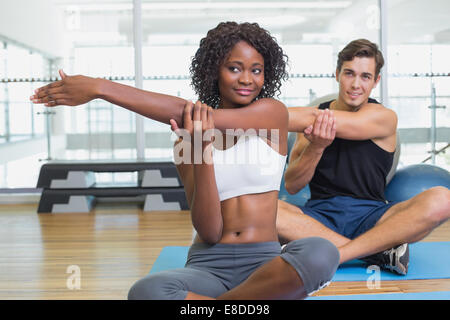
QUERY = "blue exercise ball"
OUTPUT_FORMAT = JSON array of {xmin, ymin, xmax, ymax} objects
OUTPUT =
[
  {"xmin": 286, "ymin": 132, "xmax": 297, "ymax": 162},
  {"xmin": 279, "ymin": 133, "xmax": 311, "ymax": 206},
  {"xmin": 278, "ymin": 164, "xmax": 311, "ymax": 207},
  {"xmin": 385, "ymin": 164, "xmax": 450, "ymax": 202}
]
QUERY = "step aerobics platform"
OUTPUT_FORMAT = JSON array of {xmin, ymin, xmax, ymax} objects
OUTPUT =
[{"xmin": 36, "ymin": 161, "xmax": 188, "ymax": 213}]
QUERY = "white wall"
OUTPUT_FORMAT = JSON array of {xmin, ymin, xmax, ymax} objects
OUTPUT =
[{"xmin": 0, "ymin": 0, "xmax": 66, "ymax": 57}]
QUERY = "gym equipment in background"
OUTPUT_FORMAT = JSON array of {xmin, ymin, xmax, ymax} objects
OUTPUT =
[
  {"xmin": 36, "ymin": 161, "xmax": 188, "ymax": 213},
  {"xmin": 385, "ymin": 163, "xmax": 450, "ymax": 202}
]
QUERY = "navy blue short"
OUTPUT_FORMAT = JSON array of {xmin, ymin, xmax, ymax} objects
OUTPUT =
[{"xmin": 300, "ymin": 196, "xmax": 398, "ymax": 240}]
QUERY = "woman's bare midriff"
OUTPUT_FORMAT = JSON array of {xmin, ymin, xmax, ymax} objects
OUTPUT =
[{"xmin": 193, "ymin": 190, "xmax": 279, "ymax": 244}]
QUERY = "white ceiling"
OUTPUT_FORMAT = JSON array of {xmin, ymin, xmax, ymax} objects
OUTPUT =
[{"xmin": 53, "ymin": 0, "xmax": 450, "ymax": 46}]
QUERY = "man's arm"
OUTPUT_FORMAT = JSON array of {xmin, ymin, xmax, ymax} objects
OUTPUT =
[
  {"xmin": 288, "ymin": 103, "xmax": 397, "ymax": 141},
  {"xmin": 285, "ymin": 109, "xmax": 336, "ymax": 194},
  {"xmin": 285, "ymin": 136, "xmax": 320, "ymax": 194},
  {"xmin": 331, "ymin": 104, "xmax": 397, "ymax": 141}
]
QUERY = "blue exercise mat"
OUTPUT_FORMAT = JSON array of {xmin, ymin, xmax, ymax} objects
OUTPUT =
[
  {"xmin": 309, "ymin": 291, "xmax": 450, "ymax": 300},
  {"xmin": 149, "ymin": 242, "xmax": 450, "ymax": 281},
  {"xmin": 149, "ymin": 246, "xmax": 189, "ymax": 274},
  {"xmin": 332, "ymin": 241, "xmax": 450, "ymax": 281}
]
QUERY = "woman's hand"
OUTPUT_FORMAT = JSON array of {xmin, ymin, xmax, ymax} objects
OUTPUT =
[
  {"xmin": 192, "ymin": 100, "xmax": 215, "ymax": 151},
  {"xmin": 171, "ymin": 101, "xmax": 215, "ymax": 164},
  {"xmin": 30, "ymin": 69, "xmax": 101, "ymax": 107},
  {"xmin": 170, "ymin": 100, "xmax": 194, "ymax": 137}
]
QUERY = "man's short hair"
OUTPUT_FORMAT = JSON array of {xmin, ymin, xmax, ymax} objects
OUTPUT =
[{"xmin": 337, "ymin": 39, "xmax": 384, "ymax": 78}]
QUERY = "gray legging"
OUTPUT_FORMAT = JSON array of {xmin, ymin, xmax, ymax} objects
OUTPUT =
[{"xmin": 128, "ymin": 237, "xmax": 340, "ymax": 300}]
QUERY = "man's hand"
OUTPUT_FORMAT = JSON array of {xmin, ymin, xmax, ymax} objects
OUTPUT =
[{"xmin": 303, "ymin": 108, "xmax": 336, "ymax": 152}]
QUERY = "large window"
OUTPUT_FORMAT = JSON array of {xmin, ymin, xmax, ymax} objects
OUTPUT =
[
  {"xmin": 0, "ymin": 0, "xmax": 449, "ymax": 190},
  {"xmin": 387, "ymin": 0, "xmax": 450, "ymax": 168},
  {"xmin": 0, "ymin": 42, "xmax": 49, "ymax": 143}
]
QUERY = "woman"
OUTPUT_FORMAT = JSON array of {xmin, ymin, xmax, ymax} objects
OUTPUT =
[{"xmin": 30, "ymin": 22, "xmax": 339, "ymax": 300}]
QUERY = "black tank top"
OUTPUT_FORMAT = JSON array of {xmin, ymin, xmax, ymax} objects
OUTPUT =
[{"xmin": 309, "ymin": 99, "xmax": 394, "ymax": 202}]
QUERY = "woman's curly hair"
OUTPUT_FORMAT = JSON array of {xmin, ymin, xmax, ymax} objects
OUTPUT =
[{"xmin": 190, "ymin": 22, "xmax": 289, "ymax": 108}]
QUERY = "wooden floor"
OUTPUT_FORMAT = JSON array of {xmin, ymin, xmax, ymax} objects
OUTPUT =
[{"xmin": 0, "ymin": 203, "xmax": 449, "ymax": 300}]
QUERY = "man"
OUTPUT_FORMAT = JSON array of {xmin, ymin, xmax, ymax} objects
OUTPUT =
[{"xmin": 278, "ymin": 39, "xmax": 450, "ymax": 275}]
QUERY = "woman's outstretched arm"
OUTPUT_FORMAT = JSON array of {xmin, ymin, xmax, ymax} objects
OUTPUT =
[
  {"xmin": 30, "ymin": 70, "xmax": 186, "ymax": 127},
  {"xmin": 30, "ymin": 70, "xmax": 288, "ymax": 143}
]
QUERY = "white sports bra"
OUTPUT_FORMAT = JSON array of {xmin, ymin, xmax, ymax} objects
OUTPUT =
[{"xmin": 212, "ymin": 135, "xmax": 287, "ymax": 201}]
